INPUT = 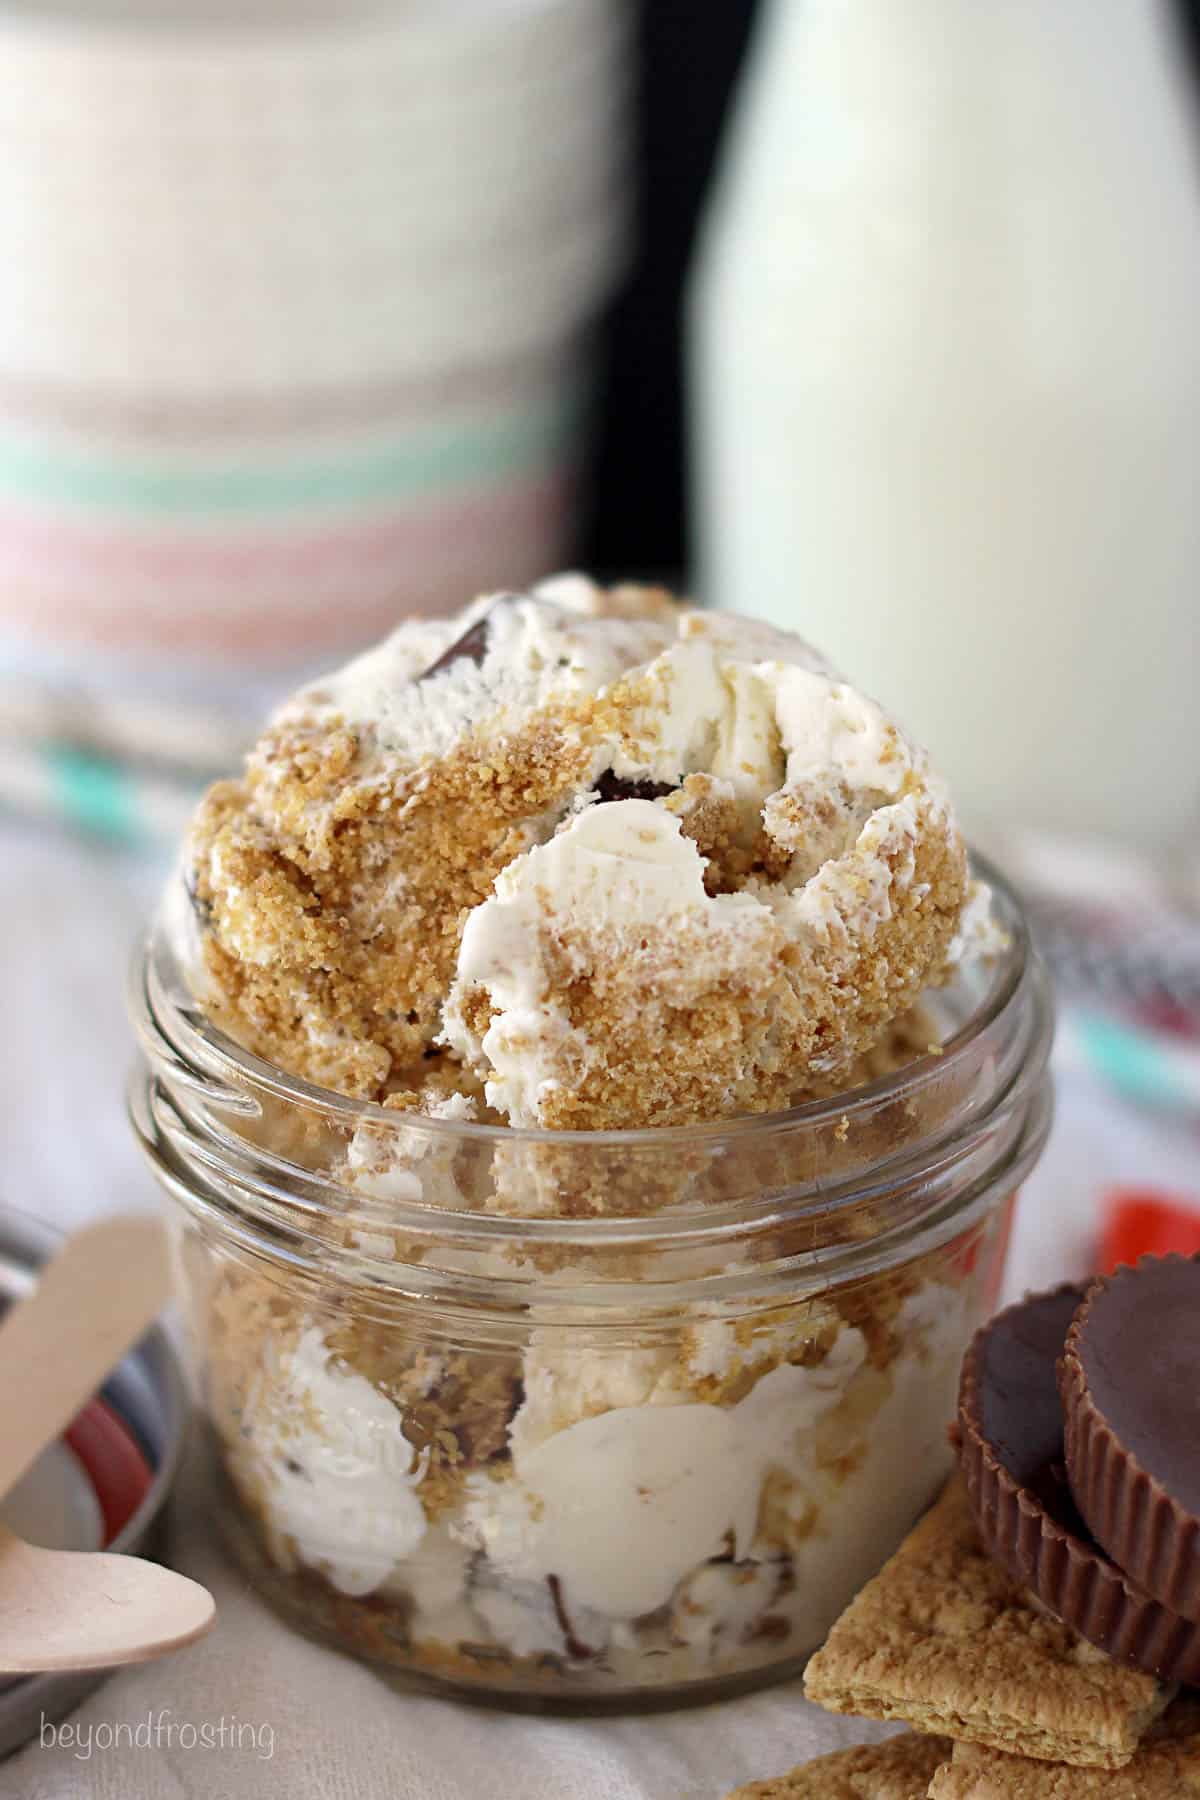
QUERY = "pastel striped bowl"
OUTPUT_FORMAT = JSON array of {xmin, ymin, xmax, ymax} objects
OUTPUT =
[
  {"xmin": 0, "ymin": 347, "xmax": 592, "ymax": 662},
  {"xmin": 0, "ymin": 0, "xmax": 630, "ymax": 714}
]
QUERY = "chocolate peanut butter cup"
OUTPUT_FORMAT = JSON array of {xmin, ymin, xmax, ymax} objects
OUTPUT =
[
  {"xmin": 1061, "ymin": 1253, "xmax": 1200, "ymax": 1626},
  {"xmin": 956, "ymin": 1283, "xmax": 1200, "ymax": 1682}
]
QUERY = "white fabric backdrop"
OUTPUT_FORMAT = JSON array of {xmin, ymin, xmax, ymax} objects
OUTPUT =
[{"xmin": 4, "ymin": 823, "xmax": 1199, "ymax": 1800}]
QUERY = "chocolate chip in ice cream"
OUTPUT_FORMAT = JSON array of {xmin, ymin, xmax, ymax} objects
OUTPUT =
[
  {"xmin": 547, "ymin": 1575, "xmax": 599, "ymax": 1662},
  {"xmin": 420, "ymin": 600, "xmax": 510, "ymax": 680},
  {"xmin": 592, "ymin": 770, "xmax": 678, "ymax": 805}
]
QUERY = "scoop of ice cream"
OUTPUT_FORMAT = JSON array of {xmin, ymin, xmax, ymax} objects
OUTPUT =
[{"xmin": 181, "ymin": 575, "xmax": 968, "ymax": 1123}]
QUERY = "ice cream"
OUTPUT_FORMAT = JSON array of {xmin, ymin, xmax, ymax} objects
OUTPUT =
[
  {"xmin": 170, "ymin": 574, "xmax": 998, "ymax": 1702},
  {"xmin": 233, "ymin": 1325, "xmax": 429, "ymax": 1598},
  {"xmin": 216, "ymin": 1283, "xmax": 969, "ymax": 1678},
  {"xmin": 184, "ymin": 576, "xmax": 968, "ymax": 1122}
]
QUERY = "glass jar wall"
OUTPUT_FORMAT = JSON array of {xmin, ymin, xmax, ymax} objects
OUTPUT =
[{"xmin": 129, "ymin": 860, "xmax": 1052, "ymax": 1711}]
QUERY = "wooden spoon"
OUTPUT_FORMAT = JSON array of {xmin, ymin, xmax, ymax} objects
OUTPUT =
[{"xmin": 0, "ymin": 1215, "xmax": 215, "ymax": 1672}]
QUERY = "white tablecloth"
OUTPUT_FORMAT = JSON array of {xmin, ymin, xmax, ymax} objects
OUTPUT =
[{"xmin": 5, "ymin": 824, "xmax": 1200, "ymax": 1800}]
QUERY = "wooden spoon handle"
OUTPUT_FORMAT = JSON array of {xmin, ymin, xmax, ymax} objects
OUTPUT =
[{"xmin": 0, "ymin": 1216, "xmax": 170, "ymax": 1503}]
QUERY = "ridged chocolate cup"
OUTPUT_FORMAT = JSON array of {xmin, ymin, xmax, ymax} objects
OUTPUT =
[
  {"xmin": 955, "ymin": 1282, "xmax": 1200, "ymax": 1683},
  {"xmin": 1061, "ymin": 1253, "xmax": 1200, "ymax": 1626}
]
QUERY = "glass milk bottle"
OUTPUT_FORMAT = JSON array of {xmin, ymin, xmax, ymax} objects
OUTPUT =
[{"xmin": 689, "ymin": 0, "xmax": 1200, "ymax": 851}]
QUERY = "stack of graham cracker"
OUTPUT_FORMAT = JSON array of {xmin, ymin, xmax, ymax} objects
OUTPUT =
[{"xmin": 727, "ymin": 1480, "xmax": 1200, "ymax": 1798}]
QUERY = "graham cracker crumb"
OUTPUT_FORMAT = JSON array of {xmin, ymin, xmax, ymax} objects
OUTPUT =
[{"xmin": 188, "ymin": 701, "xmax": 600, "ymax": 1097}]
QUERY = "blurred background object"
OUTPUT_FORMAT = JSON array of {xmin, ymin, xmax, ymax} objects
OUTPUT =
[
  {"xmin": 993, "ymin": 825, "xmax": 1200, "ymax": 1111},
  {"xmin": 0, "ymin": 0, "xmax": 632, "ymax": 829},
  {"xmin": 688, "ymin": 0, "xmax": 1200, "ymax": 856},
  {"xmin": 1099, "ymin": 1190, "xmax": 1200, "ymax": 1272}
]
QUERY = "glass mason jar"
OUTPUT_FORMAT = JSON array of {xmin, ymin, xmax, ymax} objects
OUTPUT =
[{"xmin": 128, "ymin": 858, "xmax": 1052, "ymax": 1712}]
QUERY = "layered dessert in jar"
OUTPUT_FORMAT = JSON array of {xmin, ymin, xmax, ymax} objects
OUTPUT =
[{"xmin": 131, "ymin": 575, "xmax": 1051, "ymax": 1705}]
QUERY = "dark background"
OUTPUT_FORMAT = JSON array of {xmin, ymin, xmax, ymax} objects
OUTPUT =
[{"xmin": 584, "ymin": 0, "xmax": 1200, "ymax": 580}]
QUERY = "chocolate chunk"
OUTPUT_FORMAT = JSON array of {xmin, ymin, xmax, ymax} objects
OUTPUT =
[
  {"xmin": 956, "ymin": 1283, "xmax": 1200, "ymax": 1681},
  {"xmin": 592, "ymin": 770, "xmax": 677, "ymax": 805},
  {"xmin": 420, "ymin": 599, "xmax": 511, "ymax": 680},
  {"xmin": 546, "ymin": 1574, "xmax": 597, "ymax": 1662},
  {"xmin": 1061, "ymin": 1253, "xmax": 1200, "ymax": 1624}
]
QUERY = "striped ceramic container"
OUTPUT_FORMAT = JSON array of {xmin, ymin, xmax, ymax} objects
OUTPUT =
[{"xmin": 0, "ymin": 0, "xmax": 631, "ymax": 779}]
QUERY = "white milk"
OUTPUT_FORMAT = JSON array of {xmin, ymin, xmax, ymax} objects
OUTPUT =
[{"xmin": 690, "ymin": 0, "xmax": 1200, "ymax": 850}]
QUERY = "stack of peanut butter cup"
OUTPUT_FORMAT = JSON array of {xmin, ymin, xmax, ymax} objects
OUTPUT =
[
  {"xmin": 957, "ymin": 1253, "xmax": 1200, "ymax": 1685},
  {"xmin": 728, "ymin": 1256, "xmax": 1200, "ymax": 1798}
]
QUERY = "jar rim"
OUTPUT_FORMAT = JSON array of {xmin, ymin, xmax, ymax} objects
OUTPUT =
[
  {"xmin": 129, "ymin": 850, "xmax": 1054, "ymax": 1306},
  {"xmin": 134, "ymin": 849, "xmax": 1028, "ymax": 1150}
]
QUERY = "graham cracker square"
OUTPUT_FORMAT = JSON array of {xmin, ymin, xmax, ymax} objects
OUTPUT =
[
  {"xmin": 803, "ymin": 1478, "xmax": 1170, "ymax": 1770},
  {"xmin": 927, "ymin": 1693, "xmax": 1200, "ymax": 1796},
  {"xmin": 725, "ymin": 1732, "xmax": 952, "ymax": 1798}
]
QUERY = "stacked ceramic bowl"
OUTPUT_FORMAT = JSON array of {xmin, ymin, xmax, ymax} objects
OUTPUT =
[{"xmin": 0, "ymin": 0, "xmax": 631, "ymax": 824}]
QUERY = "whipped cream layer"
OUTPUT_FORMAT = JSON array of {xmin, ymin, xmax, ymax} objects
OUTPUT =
[
  {"xmin": 461, "ymin": 1346, "xmax": 864, "ymax": 1620},
  {"xmin": 232, "ymin": 1326, "xmax": 428, "ymax": 1598},
  {"xmin": 230, "ymin": 1285, "xmax": 968, "ymax": 1672}
]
